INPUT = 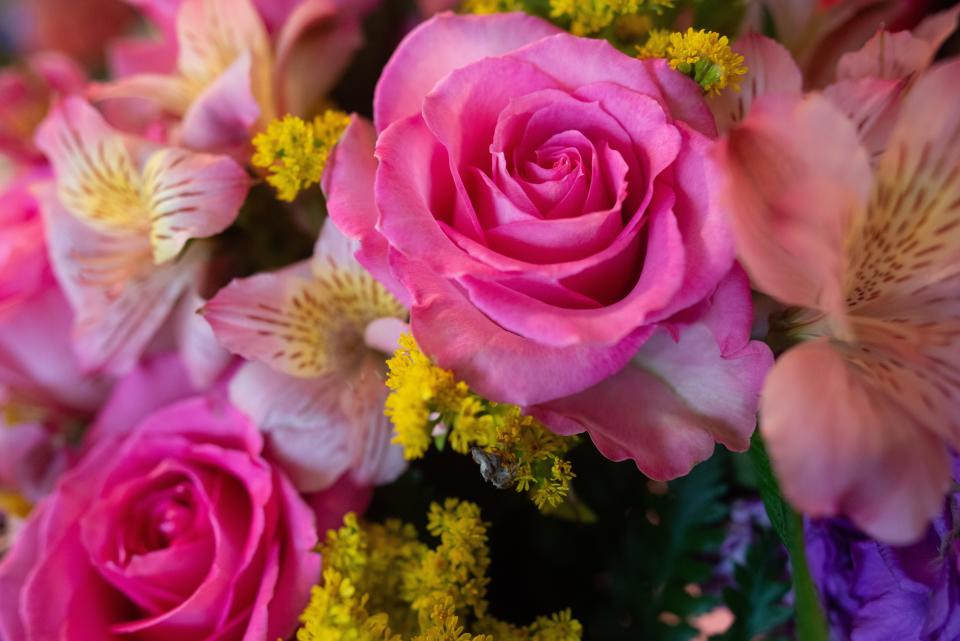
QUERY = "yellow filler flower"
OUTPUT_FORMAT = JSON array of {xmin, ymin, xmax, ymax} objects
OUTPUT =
[
  {"xmin": 252, "ymin": 110, "xmax": 351, "ymax": 201},
  {"xmin": 385, "ymin": 335, "xmax": 578, "ymax": 510},
  {"xmin": 637, "ymin": 28, "xmax": 747, "ymax": 95}
]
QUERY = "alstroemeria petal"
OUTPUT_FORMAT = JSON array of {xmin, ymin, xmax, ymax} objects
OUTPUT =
[
  {"xmin": 340, "ymin": 354, "xmax": 406, "ymax": 486},
  {"xmin": 229, "ymin": 362, "xmax": 351, "ymax": 492},
  {"xmin": 35, "ymin": 97, "xmax": 148, "ymax": 234},
  {"xmin": 838, "ymin": 61, "xmax": 960, "ymax": 443},
  {"xmin": 179, "ymin": 53, "xmax": 261, "ymax": 154},
  {"xmin": 836, "ymin": 6, "xmax": 959, "ymax": 81},
  {"xmin": 38, "ymin": 187, "xmax": 198, "ymax": 374},
  {"xmin": 205, "ymin": 231, "xmax": 405, "ymax": 380},
  {"xmin": 762, "ymin": 339, "xmax": 950, "ymax": 544},
  {"xmin": 709, "ymin": 33, "xmax": 803, "ymax": 134},
  {"xmin": 176, "ymin": 0, "xmax": 272, "ymax": 115},
  {"xmin": 274, "ymin": 0, "xmax": 363, "ymax": 117},
  {"xmin": 202, "ymin": 261, "xmax": 325, "ymax": 378},
  {"xmin": 142, "ymin": 146, "xmax": 249, "ymax": 264},
  {"xmin": 716, "ymin": 93, "xmax": 872, "ymax": 315},
  {"xmin": 849, "ymin": 59, "xmax": 960, "ymax": 314}
]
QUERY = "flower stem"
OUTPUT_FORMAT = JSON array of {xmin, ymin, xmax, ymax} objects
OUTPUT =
[{"xmin": 749, "ymin": 432, "xmax": 830, "ymax": 641}]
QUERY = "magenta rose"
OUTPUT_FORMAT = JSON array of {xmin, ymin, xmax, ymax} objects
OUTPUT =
[
  {"xmin": 0, "ymin": 356, "xmax": 320, "ymax": 641},
  {"xmin": 325, "ymin": 12, "xmax": 772, "ymax": 478}
]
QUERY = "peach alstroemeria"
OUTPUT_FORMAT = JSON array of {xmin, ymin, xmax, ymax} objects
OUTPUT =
[
  {"xmin": 716, "ymin": 59, "xmax": 960, "ymax": 544},
  {"xmin": 711, "ymin": 6, "xmax": 958, "ymax": 141},
  {"xmin": 202, "ymin": 220, "xmax": 407, "ymax": 493},
  {"xmin": 741, "ymin": 0, "xmax": 930, "ymax": 89},
  {"xmin": 35, "ymin": 96, "xmax": 249, "ymax": 375},
  {"xmin": 97, "ymin": 0, "xmax": 368, "ymax": 153}
]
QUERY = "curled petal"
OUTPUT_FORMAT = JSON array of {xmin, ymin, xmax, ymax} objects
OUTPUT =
[
  {"xmin": 532, "ymin": 269, "xmax": 771, "ymax": 480},
  {"xmin": 179, "ymin": 53, "xmax": 261, "ymax": 154},
  {"xmin": 176, "ymin": 0, "xmax": 272, "ymax": 115},
  {"xmin": 836, "ymin": 6, "xmax": 959, "ymax": 81},
  {"xmin": 397, "ymin": 252, "xmax": 651, "ymax": 406},
  {"xmin": 374, "ymin": 11, "xmax": 561, "ymax": 132},
  {"xmin": 274, "ymin": 0, "xmax": 363, "ymax": 117},
  {"xmin": 142, "ymin": 146, "xmax": 249, "ymax": 263}
]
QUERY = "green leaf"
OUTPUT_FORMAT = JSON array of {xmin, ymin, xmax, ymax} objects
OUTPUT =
[
  {"xmin": 590, "ymin": 452, "xmax": 730, "ymax": 640},
  {"xmin": 748, "ymin": 433, "xmax": 830, "ymax": 641},
  {"xmin": 711, "ymin": 530, "xmax": 792, "ymax": 641}
]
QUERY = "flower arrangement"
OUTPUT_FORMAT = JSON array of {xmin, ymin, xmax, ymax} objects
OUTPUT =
[{"xmin": 0, "ymin": 0, "xmax": 957, "ymax": 640}]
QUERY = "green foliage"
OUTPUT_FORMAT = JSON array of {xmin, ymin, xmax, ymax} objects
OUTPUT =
[
  {"xmin": 587, "ymin": 453, "xmax": 730, "ymax": 641},
  {"xmin": 369, "ymin": 439, "xmax": 809, "ymax": 641},
  {"xmin": 711, "ymin": 530, "xmax": 791, "ymax": 641},
  {"xmin": 689, "ymin": 0, "xmax": 749, "ymax": 36}
]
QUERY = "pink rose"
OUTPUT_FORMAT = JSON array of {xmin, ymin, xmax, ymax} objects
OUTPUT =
[
  {"xmin": 0, "ymin": 166, "xmax": 49, "ymax": 312},
  {"xmin": 325, "ymin": 13, "xmax": 772, "ymax": 478},
  {"xmin": 0, "ymin": 356, "xmax": 321, "ymax": 641}
]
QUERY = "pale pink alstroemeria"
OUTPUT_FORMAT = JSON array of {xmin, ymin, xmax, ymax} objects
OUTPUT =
[
  {"xmin": 34, "ymin": 96, "xmax": 249, "ymax": 375},
  {"xmin": 203, "ymin": 220, "xmax": 407, "ymax": 492},
  {"xmin": 716, "ymin": 60, "xmax": 960, "ymax": 544},
  {"xmin": 97, "ymin": 0, "xmax": 370, "ymax": 152}
]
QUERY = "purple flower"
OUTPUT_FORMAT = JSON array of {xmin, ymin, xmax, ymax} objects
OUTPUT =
[{"xmin": 806, "ymin": 483, "xmax": 960, "ymax": 641}]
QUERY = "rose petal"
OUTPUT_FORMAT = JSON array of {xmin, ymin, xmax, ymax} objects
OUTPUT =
[
  {"xmin": 397, "ymin": 252, "xmax": 652, "ymax": 405},
  {"xmin": 374, "ymin": 11, "xmax": 561, "ymax": 131}
]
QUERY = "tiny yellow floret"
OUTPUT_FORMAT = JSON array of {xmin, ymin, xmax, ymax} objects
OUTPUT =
[
  {"xmin": 251, "ymin": 111, "xmax": 351, "ymax": 202},
  {"xmin": 637, "ymin": 28, "xmax": 746, "ymax": 95},
  {"xmin": 462, "ymin": 0, "xmax": 523, "ymax": 13},
  {"xmin": 549, "ymin": 0, "xmax": 673, "ymax": 36},
  {"xmin": 297, "ymin": 503, "xmax": 582, "ymax": 640},
  {"xmin": 385, "ymin": 334, "xmax": 578, "ymax": 510}
]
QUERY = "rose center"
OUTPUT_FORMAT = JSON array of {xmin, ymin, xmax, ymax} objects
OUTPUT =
[{"xmin": 127, "ymin": 481, "xmax": 199, "ymax": 557}]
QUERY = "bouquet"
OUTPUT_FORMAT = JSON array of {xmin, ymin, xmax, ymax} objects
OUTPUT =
[{"xmin": 0, "ymin": 0, "xmax": 958, "ymax": 639}]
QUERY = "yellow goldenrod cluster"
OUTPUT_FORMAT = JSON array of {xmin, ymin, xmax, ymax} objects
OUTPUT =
[
  {"xmin": 297, "ymin": 501, "xmax": 582, "ymax": 641},
  {"xmin": 385, "ymin": 334, "xmax": 578, "ymax": 510},
  {"xmin": 548, "ymin": 0, "xmax": 673, "ymax": 36},
  {"xmin": 251, "ymin": 110, "xmax": 351, "ymax": 201},
  {"xmin": 637, "ymin": 28, "xmax": 746, "ymax": 94},
  {"xmin": 462, "ymin": 0, "xmax": 524, "ymax": 13}
]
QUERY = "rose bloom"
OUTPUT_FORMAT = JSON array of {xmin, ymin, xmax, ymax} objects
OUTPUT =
[
  {"xmin": 0, "ymin": 355, "xmax": 321, "ymax": 641},
  {"xmin": 325, "ymin": 12, "xmax": 771, "ymax": 478}
]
